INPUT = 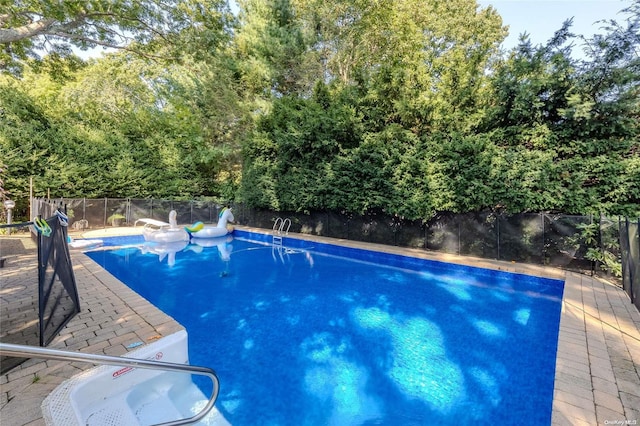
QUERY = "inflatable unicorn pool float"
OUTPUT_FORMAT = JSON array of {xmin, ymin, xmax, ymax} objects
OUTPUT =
[
  {"xmin": 141, "ymin": 210, "xmax": 189, "ymax": 243},
  {"xmin": 185, "ymin": 207, "xmax": 234, "ymax": 239},
  {"xmin": 137, "ymin": 209, "xmax": 234, "ymax": 266}
]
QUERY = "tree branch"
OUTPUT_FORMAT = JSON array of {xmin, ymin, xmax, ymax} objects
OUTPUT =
[
  {"xmin": 43, "ymin": 31, "xmax": 174, "ymax": 62},
  {"xmin": 1, "ymin": 11, "xmax": 172, "ymax": 47},
  {"xmin": 0, "ymin": 18, "xmax": 57, "ymax": 43}
]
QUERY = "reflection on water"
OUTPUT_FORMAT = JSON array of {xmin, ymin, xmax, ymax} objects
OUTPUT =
[
  {"xmin": 353, "ymin": 307, "xmax": 466, "ymax": 414},
  {"xmin": 301, "ymin": 332, "xmax": 382, "ymax": 426}
]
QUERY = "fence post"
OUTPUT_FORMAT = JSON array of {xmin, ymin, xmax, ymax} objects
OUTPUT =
[
  {"xmin": 29, "ymin": 176, "xmax": 33, "ymax": 222},
  {"xmin": 497, "ymin": 215, "xmax": 501, "ymax": 260},
  {"xmin": 423, "ymin": 220, "xmax": 427, "ymax": 250},
  {"xmin": 631, "ymin": 218, "xmax": 639, "ymax": 305},
  {"xmin": 635, "ymin": 219, "xmax": 639, "ymax": 305},
  {"xmin": 541, "ymin": 213, "xmax": 545, "ymax": 264},
  {"xmin": 326, "ymin": 212, "xmax": 329, "ymax": 237}
]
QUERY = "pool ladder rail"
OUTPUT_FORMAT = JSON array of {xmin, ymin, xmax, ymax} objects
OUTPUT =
[
  {"xmin": 272, "ymin": 217, "xmax": 291, "ymax": 262},
  {"xmin": 272, "ymin": 217, "xmax": 291, "ymax": 246},
  {"xmin": 0, "ymin": 341, "xmax": 220, "ymax": 426}
]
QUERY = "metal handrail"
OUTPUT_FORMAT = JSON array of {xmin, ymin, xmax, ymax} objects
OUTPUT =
[
  {"xmin": 273, "ymin": 217, "xmax": 283, "ymax": 232},
  {"xmin": 281, "ymin": 218, "xmax": 291, "ymax": 234},
  {"xmin": 0, "ymin": 342, "xmax": 220, "ymax": 426},
  {"xmin": 272, "ymin": 217, "xmax": 291, "ymax": 235}
]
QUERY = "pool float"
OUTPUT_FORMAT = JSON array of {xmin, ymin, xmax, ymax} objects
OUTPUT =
[
  {"xmin": 142, "ymin": 210, "xmax": 189, "ymax": 243},
  {"xmin": 186, "ymin": 208, "xmax": 234, "ymax": 239}
]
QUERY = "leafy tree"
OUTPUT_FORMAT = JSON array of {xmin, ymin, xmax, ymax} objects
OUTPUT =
[
  {"xmin": 295, "ymin": 0, "xmax": 505, "ymax": 132},
  {"xmin": 0, "ymin": 75, "xmax": 65, "ymax": 218},
  {"xmin": 240, "ymin": 0, "xmax": 507, "ymax": 217},
  {"xmin": 479, "ymin": 22, "xmax": 576, "ymax": 141},
  {"xmin": 240, "ymin": 81, "xmax": 363, "ymax": 210},
  {"xmin": 0, "ymin": 0, "xmax": 232, "ymax": 75},
  {"xmin": 234, "ymin": 0, "xmax": 321, "ymax": 100},
  {"xmin": 574, "ymin": 1, "xmax": 640, "ymax": 216},
  {"xmin": 1, "ymin": 46, "xmax": 247, "ymax": 203},
  {"xmin": 2, "ymin": 0, "xmax": 638, "ymax": 223}
]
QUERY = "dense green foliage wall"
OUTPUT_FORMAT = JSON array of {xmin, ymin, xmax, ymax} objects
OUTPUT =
[
  {"xmin": 1, "ymin": 0, "xmax": 639, "ymax": 222},
  {"xmin": 1, "ymin": 44, "xmax": 247, "ymax": 218},
  {"xmin": 238, "ymin": 0, "xmax": 639, "ymax": 218}
]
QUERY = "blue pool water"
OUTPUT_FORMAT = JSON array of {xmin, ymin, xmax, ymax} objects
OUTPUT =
[{"xmin": 87, "ymin": 231, "xmax": 564, "ymax": 425}]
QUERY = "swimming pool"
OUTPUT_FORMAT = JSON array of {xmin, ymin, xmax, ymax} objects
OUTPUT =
[{"xmin": 87, "ymin": 230, "xmax": 564, "ymax": 425}]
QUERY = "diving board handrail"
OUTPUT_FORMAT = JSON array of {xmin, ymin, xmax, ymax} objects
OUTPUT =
[{"xmin": 0, "ymin": 342, "xmax": 220, "ymax": 426}]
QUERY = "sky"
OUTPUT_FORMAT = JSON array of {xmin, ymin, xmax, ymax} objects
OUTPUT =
[{"xmin": 477, "ymin": 0, "xmax": 634, "ymax": 52}]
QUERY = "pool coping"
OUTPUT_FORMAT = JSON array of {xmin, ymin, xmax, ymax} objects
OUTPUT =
[{"xmin": 1, "ymin": 227, "xmax": 639, "ymax": 425}]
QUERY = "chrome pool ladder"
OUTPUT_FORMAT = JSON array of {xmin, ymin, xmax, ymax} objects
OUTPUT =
[
  {"xmin": 272, "ymin": 217, "xmax": 291, "ymax": 262},
  {"xmin": 272, "ymin": 217, "xmax": 291, "ymax": 246}
]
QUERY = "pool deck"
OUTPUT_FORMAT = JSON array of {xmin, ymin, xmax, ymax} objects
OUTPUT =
[{"xmin": 1, "ymin": 227, "xmax": 639, "ymax": 425}]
